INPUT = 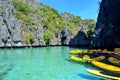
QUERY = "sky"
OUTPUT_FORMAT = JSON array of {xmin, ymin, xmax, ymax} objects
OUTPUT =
[{"xmin": 39, "ymin": 0, "xmax": 101, "ymax": 20}]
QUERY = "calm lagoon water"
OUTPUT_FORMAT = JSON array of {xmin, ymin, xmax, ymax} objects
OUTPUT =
[{"xmin": 0, "ymin": 46, "xmax": 109, "ymax": 80}]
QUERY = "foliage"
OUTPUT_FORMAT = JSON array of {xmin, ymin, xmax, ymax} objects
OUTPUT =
[
  {"xmin": 41, "ymin": 3, "xmax": 67, "ymax": 34},
  {"xmin": 12, "ymin": 0, "xmax": 32, "ymax": 13},
  {"xmin": 12, "ymin": 0, "xmax": 96, "ymax": 43},
  {"xmin": 0, "ymin": 8, "xmax": 4, "ymax": 13},
  {"xmin": 60, "ymin": 12, "xmax": 82, "ymax": 35},
  {"xmin": 43, "ymin": 32, "xmax": 52, "ymax": 44},
  {"xmin": 26, "ymin": 33, "xmax": 34, "ymax": 44},
  {"xmin": 87, "ymin": 29, "xmax": 94, "ymax": 36},
  {"xmin": 12, "ymin": 0, "xmax": 32, "ymax": 24},
  {"xmin": 0, "ymin": 4, "xmax": 7, "ymax": 13},
  {"xmin": 82, "ymin": 19, "xmax": 96, "ymax": 28},
  {"xmin": 12, "ymin": 0, "xmax": 96, "ymax": 35},
  {"xmin": 30, "ymin": 0, "xmax": 34, "ymax": 2},
  {"xmin": 82, "ymin": 19, "xmax": 96, "ymax": 36}
]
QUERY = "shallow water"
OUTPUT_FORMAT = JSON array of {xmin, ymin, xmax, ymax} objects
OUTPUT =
[{"xmin": 0, "ymin": 46, "xmax": 109, "ymax": 80}]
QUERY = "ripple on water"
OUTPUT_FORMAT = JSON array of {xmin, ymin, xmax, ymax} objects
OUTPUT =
[{"xmin": 0, "ymin": 47, "xmax": 110, "ymax": 80}]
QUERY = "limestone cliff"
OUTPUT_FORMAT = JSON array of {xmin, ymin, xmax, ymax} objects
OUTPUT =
[
  {"xmin": 0, "ymin": 0, "xmax": 45, "ymax": 47},
  {"xmin": 0, "ymin": 0, "xmax": 95, "ymax": 47},
  {"xmin": 0, "ymin": 0, "xmax": 22, "ymax": 47},
  {"xmin": 91, "ymin": 0, "xmax": 120, "ymax": 48},
  {"xmin": 69, "ymin": 27, "xmax": 90, "ymax": 46}
]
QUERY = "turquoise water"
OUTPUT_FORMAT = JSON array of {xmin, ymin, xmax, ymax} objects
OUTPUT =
[{"xmin": 0, "ymin": 46, "xmax": 109, "ymax": 80}]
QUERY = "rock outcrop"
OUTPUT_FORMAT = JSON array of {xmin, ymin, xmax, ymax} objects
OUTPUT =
[
  {"xmin": 26, "ymin": 0, "xmax": 42, "ymax": 9},
  {"xmin": 0, "ymin": 0, "xmax": 45, "ymax": 47},
  {"xmin": 69, "ymin": 27, "xmax": 90, "ymax": 46},
  {"xmin": 0, "ymin": 0, "xmax": 22, "ymax": 47},
  {"xmin": 60, "ymin": 27, "xmax": 73, "ymax": 45},
  {"xmin": 91, "ymin": 0, "xmax": 120, "ymax": 48}
]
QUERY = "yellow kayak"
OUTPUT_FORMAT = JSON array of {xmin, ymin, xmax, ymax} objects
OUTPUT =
[
  {"xmin": 92, "ymin": 56, "xmax": 105, "ymax": 61},
  {"xmin": 70, "ymin": 49, "xmax": 88, "ymax": 55},
  {"xmin": 87, "ymin": 69, "xmax": 120, "ymax": 80},
  {"xmin": 83, "ymin": 55, "xmax": 90, "ymax": 60},
  {"xmin": 108, "ymin": 57, "xmax": 120, "ymax": 66},
  {"xmin": 69, "ymin": 55, "xmax": 86, "ymax": 63},
  {"xmin": 70, "ymin": 50, "xmax": 82, "ymax": 54},
  {"xmin": 91, "ymin": 60, "xmax": 120, "ymax": 74}
]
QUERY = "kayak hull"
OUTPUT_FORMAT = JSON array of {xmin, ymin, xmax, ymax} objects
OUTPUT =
[
  {"xmin": 69, "ymin": 55, "xmax": 86, "ymax": 63},
  {"xmin": 91, "ymin": 60, "xmax": 120, "ymax": 74},
  {"xmin": 108, "ymin": 57, "xmax": 120, "ymax": 66},
  {"xmin": 87, "ymin": 69, "xmax": 120, "ymax": 80},
  {"xmin": 70, "ymin": 50, "xmax": 88, "ymax": 55},
  {"xmin": 92, "ymin": 56, "xmax": 105, "ymax": 61}
]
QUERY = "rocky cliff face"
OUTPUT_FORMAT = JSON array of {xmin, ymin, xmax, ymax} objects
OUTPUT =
[
  {"xmin": 0, "ymin": 0, "xmax": 22, "ymax": 47},
  {"xmin": 91, "ymin": 0, "xmax": 120, "ymax": 48},
  {"xmin": 60, "ymin": 27, "xmax": 73, "ymax": 45},
  {"xmin": 0, "ymin": 0, "xmax": 45, "ymax": 47},
  {"xmin": 0, "ymin": 0, "xmax": 96, "ymax": 47},
  {"xmin": 69, "ymin": 27, "xmax": 90, "ymax": 46}
]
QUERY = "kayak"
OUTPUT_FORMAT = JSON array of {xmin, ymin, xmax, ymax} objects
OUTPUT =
[
  {"xmin": 92, "ymin": 52, "xmax": 109, "ymax": 57},
  {"xmin": 70, "ymin": 50, "xmax": 82, "ymax": 55},
  {"xmin": 70, "ymin": 49, "xmax": 88, "ymax": 55},
  {"xmin": 110, "ymin": 53, "xmax": 120, "ymax": 60},
  {"xmin": 91, "ymin": 60, "xmax": 120, "ymax": 74},
  {"xmin": 87, "ymin": 69, "xmax": 120, "ymax": 80},
  {"xmin": 92, "ymin": 56, "xmax": 105, "ymax": 61},
  {"xmin": 83, "ymin": 55, "xmax": 90, "ymax": 60},
  {"xmin": 108, "ymin": 57, "xmax": 120, "ymax": 66},
  {"xmin": 69, "ymin": 55, "xmax": 86, "ymax": 63}
]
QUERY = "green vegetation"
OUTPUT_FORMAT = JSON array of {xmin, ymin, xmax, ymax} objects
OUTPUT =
[
  {"xmin": 0, "ymin": 8, "xmax": 4, "ymax": 13},
  {"xmin": 12, "ymin": 0, "xmax": 32, "ymax": 24},
  {"xmin": 12, "ymin": 0, "xmax": 32, "ymax": 13},
  {"xmin": 41, "ymin": 4, "xmax": 66, "ymax": 33},
  {"xmin": 26, "ymin": 33, "xmax": 34, "ymax": 44},
  {"xmin": 87, "ymin": 29, "xmax": 94, "ymax": 36},
  {"xmin": 0, "ymin": 4, "xmax": 7, "ymax": 13},
  {"xmin": 43, "ymin": 32, "xmax": 52, "ymax": 45},
  {"xmin": 82, "ymin": 19, "xmax": 96, "ymax": 28},
  {"xmin": 61, "ymin": 12, "xmax": 82, "ymax": 35},
  {"xmin": 82, "ymin": 19, "xmax": 96, "ymax": 36},
  {"xmin": 12, "ymin": 0, "xmax": 96, "ymax": 44}
]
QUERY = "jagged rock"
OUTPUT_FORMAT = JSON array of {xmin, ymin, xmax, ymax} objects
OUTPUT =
[
  {"xmin": 50, "ymin": 36, "xmax": 59, "ymax": 46},
  {"xmin": 34, "ymin": 27, "xmax": 45, "ymax": 46},
  {"xmin": 27, "ymin": 0, "xmax": 42, "ymax": 9},
  {"xmin": 90, "ymin": 34, "xmax": 104, "ymax": 48},
  {"xmin": 60, "ymin": 27, "xmax": 72, "ymax": 45},
  {"xmin": 61, "ymin": 12, "xmax": 71, "ymax": 22},
  {"xmin": 49, "ymin": 33, "xmax": 61, "ymax": 46},
  {"xmin": 0, "ymin": 0, "xmax": 22, "ymax": 47},
  {"xmin": 0, "ymin": 0, "xmax": 46, "ymax": 47},
  {"xmin": 0, "ymin": 15, "xmax": 10, "ymax": 46},
  {"xmin": 69, "ymin": 27, "xmax": 90, "ymax": 46},
  {"xmin": 0, "ymin": 19, "xmax": 10, "ymax": 45},
  {"xmin": 6, "ymin": 43, "xmax": 11, "ymax": 47},
  {"xmin": 91, "ymin": 0, "xmax": 120, "ymax": 48}
]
